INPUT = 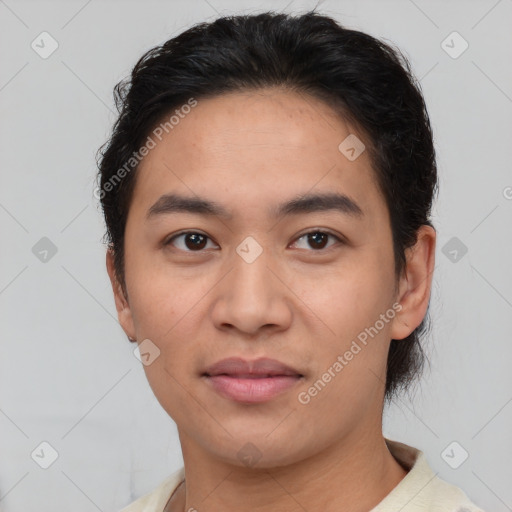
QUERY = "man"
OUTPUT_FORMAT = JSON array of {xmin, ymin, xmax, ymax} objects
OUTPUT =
[{"xmin": 96, "ymin": 11, "xmax": 485, "ymax": 512}]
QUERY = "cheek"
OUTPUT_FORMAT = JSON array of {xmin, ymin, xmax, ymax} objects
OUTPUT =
[
  {"xmin": 126, "ymin": 264, "xmax": 212, "ymax": 375},
  {"xmin": 125, "ymin": 249, "xmax": 197, "ymax": 336},
  {"xmin": 290, "ymin": 253, "xmax": 396, "ymax": 398},
  {"xmin": 297, "ymin": 269, "xmax": 394, "ymax": 414},
  {"xmin": 294, "ymin": 261, "xmax": 392, "ymax": 340}
]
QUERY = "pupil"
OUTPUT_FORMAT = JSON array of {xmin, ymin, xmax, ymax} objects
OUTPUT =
[
  {"xmin": 186, "ymin": 233, "xmax": 207, "ymax": 250},
  {"xmin": 309, "ymin": 232, "xmax": 327, "ymax": 249}
]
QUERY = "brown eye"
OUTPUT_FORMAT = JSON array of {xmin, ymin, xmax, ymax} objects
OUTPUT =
[
  {"xmin": 292, "ymin": 230, "xmax": 342, "ymax": 251},
  {"xmin": 165, "ymin": 232, "xmax": 217, "ymax": 252}
]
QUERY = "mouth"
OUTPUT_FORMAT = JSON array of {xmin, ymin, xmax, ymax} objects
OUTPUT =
[{"xmin": 202, "ymin": 357, "xmax": 304, "ymax": 403}]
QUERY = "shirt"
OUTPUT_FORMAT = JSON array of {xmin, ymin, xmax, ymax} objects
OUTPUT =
[{"xmin": 119, "ymin": 438, "xmax": 486, "ymax": 511}]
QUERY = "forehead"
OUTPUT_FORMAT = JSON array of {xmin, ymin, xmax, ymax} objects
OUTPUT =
[{"xmin": 131, "ymin": 88, "xmax": 385, "ymax": 224}]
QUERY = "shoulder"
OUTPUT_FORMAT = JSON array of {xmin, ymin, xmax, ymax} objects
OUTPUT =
[
  {"xmin": 420, "ymin": 465, "xmax": 486, "ymax": 512},
  {"xmin": 373, "ymin": 439, "xmax": 486, "ymax": 512},
  {"xmin": 119, "ymin": 467, "xmax": 185, "ymax": 512}
]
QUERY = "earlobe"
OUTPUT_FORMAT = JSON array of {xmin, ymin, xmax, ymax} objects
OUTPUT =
[
  {"xmin": 105, "ymin": 248, "xmax": 136, "ymax": 341},
  {"xmin": 390, "ymin": 225, "xmax": 436, "ymax": 341}
]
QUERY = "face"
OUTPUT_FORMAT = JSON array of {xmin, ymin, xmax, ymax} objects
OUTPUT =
[{"xmin": 107, "ymin": 88, "xmax": 431, "ymax": 468}]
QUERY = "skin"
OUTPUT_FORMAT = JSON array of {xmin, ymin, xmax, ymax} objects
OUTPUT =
[{"xmin": 106, "ymin": 88, "xmax": 436, "ymax": 512}]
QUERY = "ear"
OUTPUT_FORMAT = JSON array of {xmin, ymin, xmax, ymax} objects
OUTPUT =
[
  {"xmin": 390, "ymin": 225, "xmax": 436, "ymax": 340},
  {"xmin": 106, "ymin": 248, "xmax": 136, "ymax": 342}
]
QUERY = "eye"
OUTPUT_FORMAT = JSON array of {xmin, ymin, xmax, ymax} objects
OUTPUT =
[
  {"xmin": 164, "ymin": 231, "xmax": 218, "ymax": 252},
  {"xmin": 164, "ymin": 229, "xmax": 344, "ymax": 253},
  {"xmin": 290, "ymin": 230, "xmax": 343, "ymax": 251}
]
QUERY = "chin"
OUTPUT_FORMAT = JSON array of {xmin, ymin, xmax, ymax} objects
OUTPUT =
[{"xmin": 195, "ymin": 428, "xmax": 315, "ymax": 470}]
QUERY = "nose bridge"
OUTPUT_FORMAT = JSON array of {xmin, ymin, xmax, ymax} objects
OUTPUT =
[
  {"xmin": 229, "ymin": 239, "xmax": 277, "ymax": 306},
  {"xmin": 211, "ymin": 237, "xmax": 291, "ymax": 334}
]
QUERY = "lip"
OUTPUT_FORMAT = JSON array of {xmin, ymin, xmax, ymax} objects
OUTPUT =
[
  {"xmin": 202, "ymin": 357, "xmax": 303, "ymax": 403},
  {"xmin": 203, "ymin": 357, "xmax": 302, "ymax": 377}
]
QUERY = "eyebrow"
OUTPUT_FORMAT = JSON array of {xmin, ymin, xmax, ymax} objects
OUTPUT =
[{"xmin": 146, "ymin": 192, "xmax": 364, "ymax": 221}]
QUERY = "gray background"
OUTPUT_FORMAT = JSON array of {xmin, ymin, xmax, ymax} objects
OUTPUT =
[{"xmin": 1, "ymin": 0, "xmax": 511, "ymax": 511}]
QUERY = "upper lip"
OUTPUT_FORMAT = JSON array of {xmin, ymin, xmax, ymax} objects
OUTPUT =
[{"xmin": 203, "ymin": 357, "xmax": 303, "ymax": 378}]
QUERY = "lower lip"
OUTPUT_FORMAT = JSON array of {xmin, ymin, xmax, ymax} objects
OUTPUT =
[{"xmin": 205, "ymin": 375, "xmax": 302, "ymax": 403}]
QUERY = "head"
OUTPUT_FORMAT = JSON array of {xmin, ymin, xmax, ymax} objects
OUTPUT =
[{"xmin": 97, "ymin": 11, "xmax": 436, "ymax": 467}]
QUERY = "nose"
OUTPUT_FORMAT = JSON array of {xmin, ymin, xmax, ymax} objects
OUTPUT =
[{"xmin": 210, "ymin": 245, "xmax": 293, "ymax": 337}]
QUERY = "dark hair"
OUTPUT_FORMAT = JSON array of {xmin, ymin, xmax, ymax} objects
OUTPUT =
[{"xmin": 96, "ymin": 10, "xmax": 438, "ymax": 401}]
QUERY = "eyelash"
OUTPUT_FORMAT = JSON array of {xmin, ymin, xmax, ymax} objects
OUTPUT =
[{"xmin": 163, "ymin": 229, "xmax": 344, "ymax": 253}]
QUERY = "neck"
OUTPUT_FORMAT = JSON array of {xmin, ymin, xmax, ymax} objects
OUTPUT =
[{"xmin": 167, "ymin": 427, "xmax": 408, "ymax": 512}]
